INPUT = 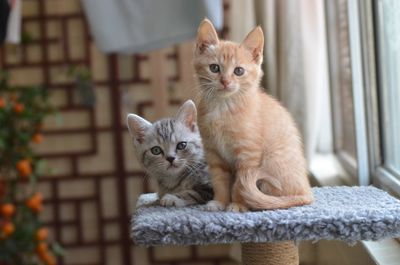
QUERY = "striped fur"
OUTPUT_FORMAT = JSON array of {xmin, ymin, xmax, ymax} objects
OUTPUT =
[
  {"xmin": 127, "ymin": 100, "xmax": 213, "ymax": 207},
  {"xmin": 194, "ymin": 19, "xmax": 314, "ymax": 212}
]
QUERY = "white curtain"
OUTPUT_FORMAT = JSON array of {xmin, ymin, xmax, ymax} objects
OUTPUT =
[
  {"xmin": 228, "ymin": 0, "xmax": 332, "ymax": 164},
  {"xmin": 81, "ymin": 0, "xmax": 223, "ymax": 53}
]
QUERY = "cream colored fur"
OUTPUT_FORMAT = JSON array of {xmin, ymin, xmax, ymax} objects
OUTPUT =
[{"xmin": 194, "ymin": 19, "xmax": 314, "ymax": 211}]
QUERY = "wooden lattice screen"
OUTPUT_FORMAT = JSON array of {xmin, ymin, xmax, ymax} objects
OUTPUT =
[{"xmin": 0, "ymin": 0, "xmax": 236, "ymax": 264}]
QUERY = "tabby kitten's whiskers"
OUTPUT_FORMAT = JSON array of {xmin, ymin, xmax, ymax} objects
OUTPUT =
[{"xmin": 127, "ymin": 100, "xmax": 213, "ymax": 207}]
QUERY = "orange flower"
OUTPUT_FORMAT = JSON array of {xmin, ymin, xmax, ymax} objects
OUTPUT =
[
  {"xmin": 26, "ymin": 192, "xmax": 43, "ymax": 213},
  {"xmin": 36, "ymin": 227, "xmax": 49, "ymax": 241},
  {"xmin": 36, "ymin": 243, "xmax": 48, "ymax": 261},
  {"xmin": 36, "ymin": 243, "xmax": 56, "ymax": 265},
  {"xmin": 0, "ymin": 203, "xmax": 15, "ymax": 218},
  {"xmin": 16, "ymin": 159, "xmax": 32, "ymax": 179},
  {"xmin": 36, "ymin": 242, "xmax": 48, "ymax": 254},
  {"xmin": 13, "ymin": 102, "xmax": 25, "ymax": 114},
  {"xmin": 42, "ymin": 253, "xmax": 56, "ymax": 265},
  {"xmin": 0, "ymin": 97, "xmax": 5, "ymax": 108},
  {"xmin": 44, "ymin": 253, "xmax": 56, "ymax": 265},
  {"xmin": 32, "ymin": 133, "xmax": 43, "ymax": 144},
  {"xmin": 2, "ymin": 222, "xmax": 15, "ymax": 236}
]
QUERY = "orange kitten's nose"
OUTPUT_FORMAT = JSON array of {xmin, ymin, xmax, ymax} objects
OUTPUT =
[{"xmin": 220, "ymin": 79, "xmax": 230, "ymax": 88}]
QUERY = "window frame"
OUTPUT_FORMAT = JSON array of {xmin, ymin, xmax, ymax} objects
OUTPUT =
[
  {"xmin": 346, "ymin": 0, "xmax": 371, "ymax": 186},
  {"xmin": 371, "ymin": 0, "xmax": 400, "ymax": 195},
  {"xmin": 325, "ymin": 0, "xmax": 400, "ymax": 195},
  {"xmin": 325, "ymin": 0, "xmax": 359, "ymax": 184},
  {"xmin": 356, "ymin": 0, "xmax": 400, "ymax": 195},
  {"xmin": 325, "ymin": 0, "xmax": 367, "ymax": 185}
]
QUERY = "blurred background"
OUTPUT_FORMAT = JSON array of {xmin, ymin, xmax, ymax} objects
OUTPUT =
[{"xmin": 0, "ymin": 0, "xmax": 399, "ymax": 265}]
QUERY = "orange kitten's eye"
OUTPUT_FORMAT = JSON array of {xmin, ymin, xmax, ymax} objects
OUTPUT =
[
  {"xmin": 234, "ymin": 67, "xmax": 245, "ymax": 76},
  {"xmin": 209, "ymin": 64, "xmax": 220, "ymax": 73}
]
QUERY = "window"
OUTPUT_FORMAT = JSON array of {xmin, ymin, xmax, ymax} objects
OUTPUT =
[
  {"xmin": 369, "ymin": 0, "xmax": 400, "ymax": 195},
  {"xmin": 375, "ymin": 0, "xmax": 400, "ymax": 178},
  {"xmin": 324, "ymin": 0, "xmax": 400, "ymax": 193},
  {"xmin": 325, "ymin": 0, "xmax": 358, "ymax": 180}
]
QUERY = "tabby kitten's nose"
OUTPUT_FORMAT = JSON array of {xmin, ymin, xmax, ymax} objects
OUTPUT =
[{"xmin": 166, "ymin": 156, "xmax": 175, "ymax": 164}]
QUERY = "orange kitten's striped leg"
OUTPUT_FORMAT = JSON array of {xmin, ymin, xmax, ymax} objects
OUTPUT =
[{"xmin": 205, "ymin": 150, "xmax": 231, "ymax": 211}]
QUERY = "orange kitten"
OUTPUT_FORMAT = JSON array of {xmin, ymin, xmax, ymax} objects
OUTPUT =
[{"xmin": 194, "ymin": 19, "xmax": 314, "ymax": 212}]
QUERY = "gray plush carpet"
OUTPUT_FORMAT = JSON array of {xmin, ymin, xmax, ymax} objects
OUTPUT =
[{"xmin": 131, "ymin": 186, "xmax": 400, "ymax": 246}]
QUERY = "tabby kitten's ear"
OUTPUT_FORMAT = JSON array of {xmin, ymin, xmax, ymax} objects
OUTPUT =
[
  {"xmin": 240, "ymin": 26, "xmax": 264, "ymax": 64},
  {"xmin": 196, "ymin": 19, "xmax": 219, "ymax": 53},
  {"xmin": 126, "ymin": 114, "xmax": 152, "ymax": 144},
  {"xmin": 176, "ymin": 100, "xmax": 197, "ymax": 132}
]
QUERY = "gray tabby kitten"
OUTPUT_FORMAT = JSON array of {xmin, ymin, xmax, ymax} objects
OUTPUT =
[{"xmin": 126, "ymin": 100, "xmax": 213, "ymax": 207}]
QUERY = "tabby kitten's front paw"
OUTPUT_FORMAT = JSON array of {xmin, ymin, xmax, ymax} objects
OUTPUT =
[
  {"xmin": 205, "ymin": 200, "xmax": 225, "ymax": 211},
  {"xmin": 226, "ymin": 202, "xmax": 248, "ymax": 212},
  {"xmin": 160, "ymin": 194, "xmax": 186, "ymax": 207}
]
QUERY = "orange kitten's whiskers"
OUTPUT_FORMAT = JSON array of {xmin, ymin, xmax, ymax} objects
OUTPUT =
[
  {"xmin": 193, "ymin": 19, "xmax": 314, "ymax": 212},
  {"xmin": 196, "ymin": 74, "xmax": 214, "ymax": 82}
]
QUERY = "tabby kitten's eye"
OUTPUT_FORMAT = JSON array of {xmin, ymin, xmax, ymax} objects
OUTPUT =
[
  {"xmin": 209, "ymin": 64, "xmax": 220, "ymax": 73},
  {"xmin": 150, "ymin": 146, "xmax": 163, "ymax": 155},
  {"xmin": 176, "ymin": 142, "xmax": 187, "ymax": 150},
  {"xmin": 234, "ymin": 67, "xmax": 245, "ymax": 76}
]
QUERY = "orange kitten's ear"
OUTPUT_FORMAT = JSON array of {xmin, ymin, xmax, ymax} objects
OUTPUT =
[
  {"xmin": 196, "ymin": 19, "xmax": 219, "ymax": 53},
  {"xmin": 241, "ymin": 26, "xmax": 264, "ymax": 63},
  {"xmin": 127, "ymin": 114, "xmax": 152, "ymax": 144},
  {"xmin": 176, "ymin": 100, "xmax": 197, "ymax": 132}
]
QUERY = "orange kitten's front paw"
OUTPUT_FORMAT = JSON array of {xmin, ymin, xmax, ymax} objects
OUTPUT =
[
  {"xmin": 226, "ymin": 202, "xmax": 248, "ymax": 212},
  {"xmin": 205, "ymin": 200, "xmax": 225, "ymax": 211}
]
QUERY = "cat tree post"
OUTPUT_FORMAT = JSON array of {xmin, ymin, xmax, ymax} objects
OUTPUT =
[
  {"xmin": 131, "ymin": 186, "xmax": 400, "ymax": 265},
  {"xmin": 241, "ymin": 242, "xmax": 298, "ymax": 265}
]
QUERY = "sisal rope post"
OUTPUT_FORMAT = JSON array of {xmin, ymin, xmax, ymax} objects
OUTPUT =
[{"xmin": 241, "ymin": 241, "xmax": 299, "ymax": 265}]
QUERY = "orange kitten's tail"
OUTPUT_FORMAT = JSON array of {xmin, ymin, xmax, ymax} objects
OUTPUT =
[{"xmin": 240, "ymin": 172, "xmax": 314, "ymax": 210}]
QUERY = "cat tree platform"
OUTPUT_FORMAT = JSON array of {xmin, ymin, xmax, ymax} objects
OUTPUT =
[{"xmin": 131, "ymin": 186, "xmax": 400, "ymax": 265}]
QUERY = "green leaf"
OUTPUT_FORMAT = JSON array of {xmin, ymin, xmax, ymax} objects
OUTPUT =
[
  {"xmin": 54, "ymin": 112, "xmax": 63, "ymax": 126},
  {"xmin": 34, "ymin": 159, "xmax": 49, "ymax": 176},
  {"xmin": 51, "ymin": 242, "xmax": 65, "ymax": 256},
  {"xmin": 0, "ymin": 70, "xmax": 63, "ymax": 263}
]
